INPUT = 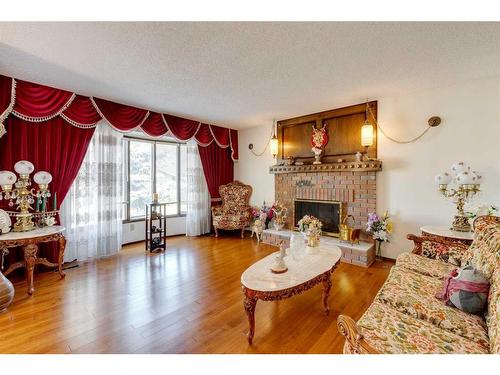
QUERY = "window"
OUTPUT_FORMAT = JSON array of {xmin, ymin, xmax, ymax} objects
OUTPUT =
[{"xmin": 123, "ymin": 136, "xmax": 187, "ymax": 220}]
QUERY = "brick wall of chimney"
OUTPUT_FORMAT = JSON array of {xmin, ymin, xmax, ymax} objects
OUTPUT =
[{"xmin": 274, "ymin": 171, "xmax": 376, "ymax": 231}]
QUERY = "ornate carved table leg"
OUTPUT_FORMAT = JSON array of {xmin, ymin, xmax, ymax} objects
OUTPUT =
[
  {"xmin": 58, "ymin": 236, "xmax": 67, "ymax": 278},
  {"xmin": 24, "ymin": 244, "xmax": 38, "ymax": 296},
  {"xmin": 322, "ymin": 272, "xmax": 333, "ymax": 315},
  {"xmin": 243, "ymin": 293, "xmax": 258, "ymax": 344}
]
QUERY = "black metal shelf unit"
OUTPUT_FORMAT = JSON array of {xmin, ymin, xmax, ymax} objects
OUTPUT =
[{"xmin": 145, "ymin": 202, "xmax": 167, "ymax": 252}]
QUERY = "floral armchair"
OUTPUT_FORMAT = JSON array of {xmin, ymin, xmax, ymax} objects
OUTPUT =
[{"xmin": 212, "ymin": 181, "xmax": 253, "ymax": 238}]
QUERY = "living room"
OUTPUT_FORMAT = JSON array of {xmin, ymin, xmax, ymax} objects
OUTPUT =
[{"xmin": 1, "ymin": 1, "xmax": 500, "ymax": 373}]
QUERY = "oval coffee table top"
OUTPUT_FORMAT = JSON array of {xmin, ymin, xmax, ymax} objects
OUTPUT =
[{"xmin": 241, "ymin": 245, "xmax": 341, "ymax": 292}]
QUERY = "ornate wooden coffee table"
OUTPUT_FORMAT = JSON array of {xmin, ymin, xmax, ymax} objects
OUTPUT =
[{"xmin": 241, "ymin": 245, "xmax": 342, "ymax": 344}]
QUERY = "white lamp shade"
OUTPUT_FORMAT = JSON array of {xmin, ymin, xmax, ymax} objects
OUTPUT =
[
  {"xmin": 451, "ymin": 162, "xmax": 469, "ymax": 175},
  {"xmin": 33, "ymin": 171, "xmax": 53, "ymax": 185},
  {"xmin": 0, "ymin": 171, "xmax": 17, "ymax": 186},
  {"xmin": 270, "ymin": 136, "xmax": 279, "ymax": 157},
  {"xmin": 361, "ymin": 122, "xmax": 374, "ymax": 147},
  {"xmin": 435, "ymin": 172, "xmax": 452, "ymax": 185},
  {"xmin": 471, "ymin": 171, "xmax": 483, "ymax": 184},
  {"xmin": 456, "ymin": 171, "xmax": 477, "ymax": 185},
  {"xmin": 14, "ymin": 160, "xmax": 35, "ymax": 175}
]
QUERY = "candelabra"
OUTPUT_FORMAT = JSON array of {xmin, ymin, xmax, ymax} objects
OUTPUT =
[
  {"xmin": 435, "ymin": 162, "xmax": 482, "ymax": 232},
  {"xmin": 0, "ymin": 161, "xmax": 56, "ymax": 232}
]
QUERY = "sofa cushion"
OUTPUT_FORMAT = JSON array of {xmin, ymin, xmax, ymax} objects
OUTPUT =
[
  {"xmin": 486, "ymin": 267, "xmax": 500, "ymax": 353},
  {"xmin": 212, "ymin": 213, "xmax": 249, "ymax": 230},
  {"xmin": 355, "ymin": 300, "xmax": 489, "ymax": 354},
  {"xmin": 395, "ymin": 252, "xmax": 457, "ymax": 279},
  {"xmin": 376, "ymin": 266, "xmax": 489, "ymax": 347},
  {"xmin": 462, "ymin": 222, "xmax": 500, "ymax": 279}
]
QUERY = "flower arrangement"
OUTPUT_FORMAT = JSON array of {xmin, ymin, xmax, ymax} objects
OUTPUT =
[
  {"xmin": 297, "ymin": 215, "xmax": 322, "ymax": 247},
  {"xmin": 366, "ymin": 211, "xmax": 393, "ymax": 259},
  {"xmin": 271, "ymin": 201, "xmax": 288, "ymax": 230},
  {"xmin": 464, "ymin": 202, "xmax": 498, "ymax": 220},
  {"xmin": 366, "ymin": 211, "xmax": 393, "ymax": 242},
  {"xmin": 251, "ymin": 206, "xmax": 261, "ymax": 220},
  {"xmin": 252, "ymin": 202, "xmax": 276, "ymax": 228}
]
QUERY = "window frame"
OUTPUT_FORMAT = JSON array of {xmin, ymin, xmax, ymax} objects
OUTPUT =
[{"xmin": 122, "ymin": 134, "xmax": 187, "ymax": 223}]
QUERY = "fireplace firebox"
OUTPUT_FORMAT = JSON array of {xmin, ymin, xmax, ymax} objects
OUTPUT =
[{"xmin": 293, "ymin": 199, "xmax": 342, "ymax": 237}]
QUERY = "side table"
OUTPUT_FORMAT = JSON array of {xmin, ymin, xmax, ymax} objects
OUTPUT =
[
  {"xmin": 420, "ymin": 225, "xmax": 474, "ymax": 246},
  {"xmin": 0, "ymin": 226, "xmax": 66, "ymax": 295}
]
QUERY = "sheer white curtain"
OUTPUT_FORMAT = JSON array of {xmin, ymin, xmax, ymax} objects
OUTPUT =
[
  {"xmin": 60, "ymin": 122, "xmax": 123, "ymax": 261},
  {"xmin": 185, "ymin": 140, "xmax": 211, "ymax": 236}
]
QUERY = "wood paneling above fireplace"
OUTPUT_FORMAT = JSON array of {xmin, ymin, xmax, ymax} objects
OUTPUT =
[{"xmin": 277, "ymin": 101, "xmax": 377, "ymax": 163}]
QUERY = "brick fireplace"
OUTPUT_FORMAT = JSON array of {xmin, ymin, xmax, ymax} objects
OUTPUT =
[
  {"xmin": 263, "ymin": 162, "xmax": 381, "ymax": 267},
  {"xmin": 271, "ymin": 162, "xmax": 380, "ymax": 234}
]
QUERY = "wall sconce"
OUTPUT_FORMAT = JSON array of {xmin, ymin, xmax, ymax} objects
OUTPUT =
[
  {"xmin": 362, "ymin": 99, "xmax": 442, "ymax": 146},
  {"xmin": 270, "ymin": 134, "xmax": 279, "ymax": 158},
  {"xmin": 248, "ymin": 119, "xmax": 279, "ymax": 159},
  {"xmin": 361, "ymin": 121, "xmax": 374, "ymax": 148}
]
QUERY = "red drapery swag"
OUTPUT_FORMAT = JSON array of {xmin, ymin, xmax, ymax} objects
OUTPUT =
[{"xmin": 0, "ymin": 75, "xmax": 238, "ymax": 161}]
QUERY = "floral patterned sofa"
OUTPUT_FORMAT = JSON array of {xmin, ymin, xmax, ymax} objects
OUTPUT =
[
  {"xmin": 212, "ymin": 180, "xmax": 252, "ymax": 238},
  {"xmin": 337, "ymin": 215, "xmax": 500, "ymax": 354}
]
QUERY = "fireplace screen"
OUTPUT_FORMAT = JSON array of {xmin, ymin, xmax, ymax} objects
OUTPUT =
[{"xmin": 294, "ymin": 199, "xmax": 342, "ymax": 237}]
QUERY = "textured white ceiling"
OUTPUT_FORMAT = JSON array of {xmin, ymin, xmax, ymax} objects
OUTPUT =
[{"xmin": 1, "ymin": 22, "xmax": 500, "ymax": 129}]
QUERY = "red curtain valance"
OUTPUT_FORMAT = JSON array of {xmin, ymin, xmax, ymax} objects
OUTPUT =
[
  {"xmin": 61, "ymin": 95, "xmax": 102, "ymax": 128},
  {"xmin": 0, "ymin": 75, "xmax": 238, "ymax": 160}
]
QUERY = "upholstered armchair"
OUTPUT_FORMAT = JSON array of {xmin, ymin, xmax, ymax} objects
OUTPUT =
[{"xmin": 212, "ymin": 181, "xmax": 253, "ymax": 238}]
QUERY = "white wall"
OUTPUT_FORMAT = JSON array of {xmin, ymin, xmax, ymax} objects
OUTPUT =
[
  {"xmin": 235, "ymin": 76, "xmax": 500, "ymax": 259},
  {"xmin": 235, "ymin": 124, "xmax": 276, "ymax": 206},
  {"xmin": 122, "ymin": 217, "xmax": 186, "ymax": 245}
]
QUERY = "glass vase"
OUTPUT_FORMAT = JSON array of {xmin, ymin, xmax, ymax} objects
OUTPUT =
[{"xmin": 375, "ymin": 240, "xmax": 383, "ymax": 261}]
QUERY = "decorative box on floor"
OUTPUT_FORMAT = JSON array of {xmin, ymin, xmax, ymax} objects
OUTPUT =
[
  {"xmin": 262, "ymin": 229, "xmax": 375, "ymax": 267},
  {"xmin": 145, "ymin": 202, "xmax": 167, "ymax": 252}
]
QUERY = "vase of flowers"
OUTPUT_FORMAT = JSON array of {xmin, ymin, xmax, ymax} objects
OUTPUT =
[
  {"xmin": 297, "ymin": 215, "xmax": 322, "ymax": 248},
  {"xmin": 366, "ymin": 211, "xmax": 393, "ymax": 261},
  {"xmin": 258, "ymin": 202, "xmax": 275, "ymax": 229},
  {"xmin": 271, "ymin": 201, "xmax": 288, "ymax": 231}
]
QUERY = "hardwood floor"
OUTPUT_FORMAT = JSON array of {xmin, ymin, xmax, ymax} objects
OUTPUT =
[{"xmin": 0, "ymin": 234, "xmax": 393, "ymax": 354}]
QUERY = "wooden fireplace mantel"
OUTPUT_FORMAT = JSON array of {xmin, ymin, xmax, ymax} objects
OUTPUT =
[{"xmin": 269, "ymin": 160, "xmax": 382, "ymax": 174}]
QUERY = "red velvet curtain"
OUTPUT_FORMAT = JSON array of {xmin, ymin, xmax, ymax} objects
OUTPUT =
[
  {"xmin": 0, "ymin": 116, "xmax": 95, "ymax": 204},
  {"xmin": 0, "ymin": 116, "xmax": 95, "ymax": 264},
  {"xmin": 198, "ymin": 142, "xmax": 234, "ymax": 204}
]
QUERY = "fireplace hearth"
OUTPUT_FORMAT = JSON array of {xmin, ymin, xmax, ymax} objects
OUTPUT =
[{"xmin": 294, "ymin": 199, "xmax": 342, "ymax": 237}]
